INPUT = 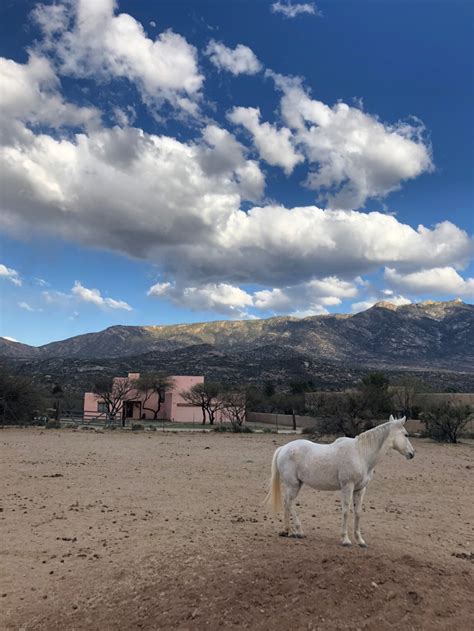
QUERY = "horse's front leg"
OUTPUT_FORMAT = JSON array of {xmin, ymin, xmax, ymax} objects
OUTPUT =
[
  {"xmin": 353, "ymin": 487, "xmax": 367, "ymax": 547},
  {"xmin": 340, "ymin": 484, "xmax": 354, "ymax": 546}
]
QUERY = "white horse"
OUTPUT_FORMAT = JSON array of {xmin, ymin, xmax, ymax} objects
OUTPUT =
[{"xmin": 264, "ymin": 415, "xmax": 415, "ymax": 546}]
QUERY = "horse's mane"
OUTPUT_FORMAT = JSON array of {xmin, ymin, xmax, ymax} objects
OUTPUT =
[{"xmin": 356, "ymin": 421, "xmax": 393, "ymax": 457}]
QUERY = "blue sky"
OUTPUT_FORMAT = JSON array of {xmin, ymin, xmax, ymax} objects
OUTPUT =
[{"xmin": 0, "ymin": 0, "xmax": 473, "ymax": 346}]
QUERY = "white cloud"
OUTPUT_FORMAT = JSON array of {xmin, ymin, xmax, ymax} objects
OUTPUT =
[
  {"xmin": 385, "ymin": 266, "xmax": 474, "ymax": 298},
  {"xmin": 253, "ymin": 277, "xmax": 356, "ymax": 312},
  {"xmin": 1, "ymin": 110, "xmax": 472, "ymax": 290},
  {"xmin": 42, "ymin": 290, "xmax": 71, "ymax": 306},
  {"xmin": 148, "ymin": 281, "xmax": 253, "ymax": 315},
  {"xmin": 0, "ymin": 264, "xmax": 22, "ymax": 286},
  {"xmin": 0, "ymin": 53, "xmax": 99, "ymax": 132},
  {"xmin": 290, "ymin": 307, "xmax": 328, "ymax": 318},
  {"xmin": 33, "ymin": 0, "xmax": 203, "ymax": 115},
  {"xmin": 35, "ymin": 277, "xmax": 50, "ymax": 287},
  {"xmin": 271, "ymin": 2, "xmax": 321, "ymax": 18},
  {"xmin": 205, "ymin": 40, "xmax": 262, "ymax": 75},
  {"xmin": 351, "ymin": 299, "xmax": 376, "ymax": 313},
  {"xmin": 148, "ymin": 275, "xmax": 356, "ymax": 317},
  {"xmin": 268, "ymin": 72, "xmax": 433, "ymax": 209},
  {"xmin": 18, "ymin": 301, "xmax": 43, "ymax": 312},
  {"xmin": 228, "ymin": 106, "xmax": 304, "ymax": 175},
  {"xmin": 0, "ymin": 42, "xmax": 471, "ymax": 318},
  {"xmin": 198, "ymin": 124, "xmax": 265, "ymax": 201},
  {"xmin": 72, "ymin": 281, "xmax": 133, "ymax": 310},
  {"xmin": 351, "ymin": 295, "xmax": 411, "ymax": 313}
]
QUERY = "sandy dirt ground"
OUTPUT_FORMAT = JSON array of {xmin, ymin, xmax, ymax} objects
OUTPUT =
[{"xmin": 1, "ymin": 427, "xmax": 473, "ymax": 631}]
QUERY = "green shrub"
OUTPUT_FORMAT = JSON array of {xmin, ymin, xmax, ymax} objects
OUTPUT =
[
  {"xmin": 45, "ymin": 419, "xmax": 61, "ymax": 429},
  {"xmin": 213, "ymin": 423, "xmax": 253, "ymax": 433},
  {"xmin": 233, "ymin": 424, "xmax": 253, "ymax": 433},
  {"xmin": 421, "ymin": 402, "xmax": 471, "ymax": 443}
]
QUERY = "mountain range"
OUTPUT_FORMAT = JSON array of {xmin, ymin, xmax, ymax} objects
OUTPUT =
[{"xmin": 2, "ymin": 300, "xmax": 474, "ymax": 392}]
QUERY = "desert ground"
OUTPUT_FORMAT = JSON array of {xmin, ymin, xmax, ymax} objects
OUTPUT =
[{"xmin": 1, "ymin": 428, "xmax": 473, "ymax": 631}]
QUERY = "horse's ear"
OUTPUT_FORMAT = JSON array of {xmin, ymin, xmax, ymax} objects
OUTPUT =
[
  {"xmin": 401, "ymin": 416, "xmax": 407, "ymax": 424},
  {"xmin": 389, "ymin": 414, "xmax": 395, "ymax": 422}
]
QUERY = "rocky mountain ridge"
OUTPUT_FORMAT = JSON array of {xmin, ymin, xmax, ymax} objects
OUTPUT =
[{"xmin": 2, "ymin": 300, "xmax": 473, "ymax": 390}]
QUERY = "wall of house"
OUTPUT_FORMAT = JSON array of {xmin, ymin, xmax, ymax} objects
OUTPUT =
[
  {"xmin": 83, "ymin": 374, "xmax": 207, "ymax": 423},
  {"xmin": 166, "ymin": 375, "xmax": 205, "ymax": 422},
  {"xmin": 83, "ymin": 392, "xmax": 108, "ymax": 420}
]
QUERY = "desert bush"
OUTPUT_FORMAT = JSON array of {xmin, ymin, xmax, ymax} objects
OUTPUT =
[
  {"xmin": 131, "ymin": 423, "xmax": 144, "ymax": 431},
  {"xmin": 421, "ymin": 402, "xmax": 472, "ymax": 443},
  {"xmin": 307, "ymin": 392, "xmax": 374, "ymax": 437},
  {"xmin": 45, "ymin": 419, "xmax": 61, "ymax": 429},
  {"xmin": 213, "ymin": 423, "xmax": 253, "ymax": 433},
  {"xmin": 0, "ymin": 371, "xmax": 47, "ymax": 425}
]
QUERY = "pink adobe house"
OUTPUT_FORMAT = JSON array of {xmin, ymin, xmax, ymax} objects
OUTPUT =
[{"xmin": 83, "ymin": 374, "xmax": 219, "ymax": 424}]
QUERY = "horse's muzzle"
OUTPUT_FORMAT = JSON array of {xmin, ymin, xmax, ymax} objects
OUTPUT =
[{"xmin": 406, "ymin": 452, "xmax": 415, "ymax": 460}]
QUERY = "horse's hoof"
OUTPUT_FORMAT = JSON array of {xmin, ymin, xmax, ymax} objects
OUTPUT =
[
  {"xmin": 279, "ymin": 531, "xmax": 289, "ymax": 537},
  {"xmin": 341, "ymin": 540, "xmax": 352, "ymax": 547},
  {"xmin": 289, "ymin": 533, "xmax": 304, "ymax": 539},
  {"xmin": 358, "ymin": 542, "xmax": 368, "ymax": 548}
]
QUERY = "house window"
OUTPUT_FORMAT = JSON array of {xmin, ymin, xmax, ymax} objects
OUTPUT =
[{"xmin": 97, "ymin": 402, "xmax": 108, "ymax": 414}]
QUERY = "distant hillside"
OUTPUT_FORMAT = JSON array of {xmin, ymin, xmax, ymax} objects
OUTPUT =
[{"xmin": 2, "ymin": 300, "xmax": 474, "ymax": 391}]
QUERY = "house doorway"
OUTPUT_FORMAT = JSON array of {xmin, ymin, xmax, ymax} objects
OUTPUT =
[{"xmin": 123, "ymin": 400, "xmax": 142, "ymax": 421}]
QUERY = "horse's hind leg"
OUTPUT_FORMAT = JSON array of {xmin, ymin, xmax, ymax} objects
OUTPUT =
[
  {"xmin": 283, "ymin": 480, "xmax": 304, "ymax": 539},
  {"xmin": 353, "ymin": 487, "xmax": 367, "ymax": 547},
  {"xmin": 340, "ymin": 484, "xmax": 354, "ymax": 546},
  {"xmin": 281, "ymin": 481, "xmax": 304, "ymax": 538}
]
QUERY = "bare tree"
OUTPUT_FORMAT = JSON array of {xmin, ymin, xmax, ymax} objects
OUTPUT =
[
  {"xmin": 181, "ymin": 382, "xmax": 223, "ymax": 425},
  {"xmin": 391, "ymin": 377, "xmax": 423, "ymax": 418},
  {"xmin": 136, "ymin": 373, "xmax": 175, "ymax": 420},
  {"xmin": 307, "ymin": 391, "xmax": 371, "ymax": 437},
  {"xmin": 92, "ymin": 376, "xmax": 135, "ymax": 426},
  {"xmin": 52, "ymin": 383, "xmax": 63, "ymax": 421},
  {"xmin": 221, "ymin": 389, "xmax": 247, "ymax": 427}
]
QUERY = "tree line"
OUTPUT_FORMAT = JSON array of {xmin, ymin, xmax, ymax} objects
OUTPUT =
[{"xmin": 0, "ymin": 369, "xmax": 471, "ymax": 442}]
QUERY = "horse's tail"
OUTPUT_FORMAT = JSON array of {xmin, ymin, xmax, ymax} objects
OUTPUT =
[{"xmin": 264, "ymin": 447, "xmax": 283, "ymax": 514}]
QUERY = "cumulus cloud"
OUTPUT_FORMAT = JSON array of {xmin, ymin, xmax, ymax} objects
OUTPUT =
[
  {"xmin": 253, "ymin": 277, "xmax": 357, "ymax": 312},
  {"xmin": 351, "ymin": 295, "xmax": 411, "ymax": 313},
  {"xmin": 148, "ymin": 275, "xmax": 358, "ymax": 316},
  {"xmin": 0, "ymin": 53, "xmax": 99, "ymax": 133},
  {"xmin": 32, "ymin": 0, "xmax": 203, "ymax": 114},
  {"xmin": 385, "ymin": 266, "xmax": 474, "ymax": 298},
  {"xmin": 205, "ymin": 40, "xmax": 262, "ymax": 75},
  {"xmin": 0, "ymin": 5, "xmax": 471, "ymax": 321},
  {"xmin": 1, "ymin": 110, "xmax": 472, "ymax": 291},
  {"xmin": 268, "ymin": 72, "xmax": 433, "ymax": 209},
  {"xmin": 271, "ymin": 2, "xmax": 321, "ymax": 18},
  {"xmin": 148, "ymin": 281, "xmax": 253, "ymax": 316},
  {"xmin": 228, "ymin": 106, "xmax": 304, "ymax": 175},
  {"xmin": 198, "ymin": 124, "xmax": 265, "ymax": 201},
  {"xmin": 0, "ymin": 263, "xmax": 22, "ymax": 286},
  {"xmin": 71, "ymin": 281, "xmax": 132, "ymax": 310}
]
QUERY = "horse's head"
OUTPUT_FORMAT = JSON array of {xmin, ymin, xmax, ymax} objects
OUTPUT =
[{"xmin": 389, "ymin": 415, "xmax": 415, "ymax": 460}]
